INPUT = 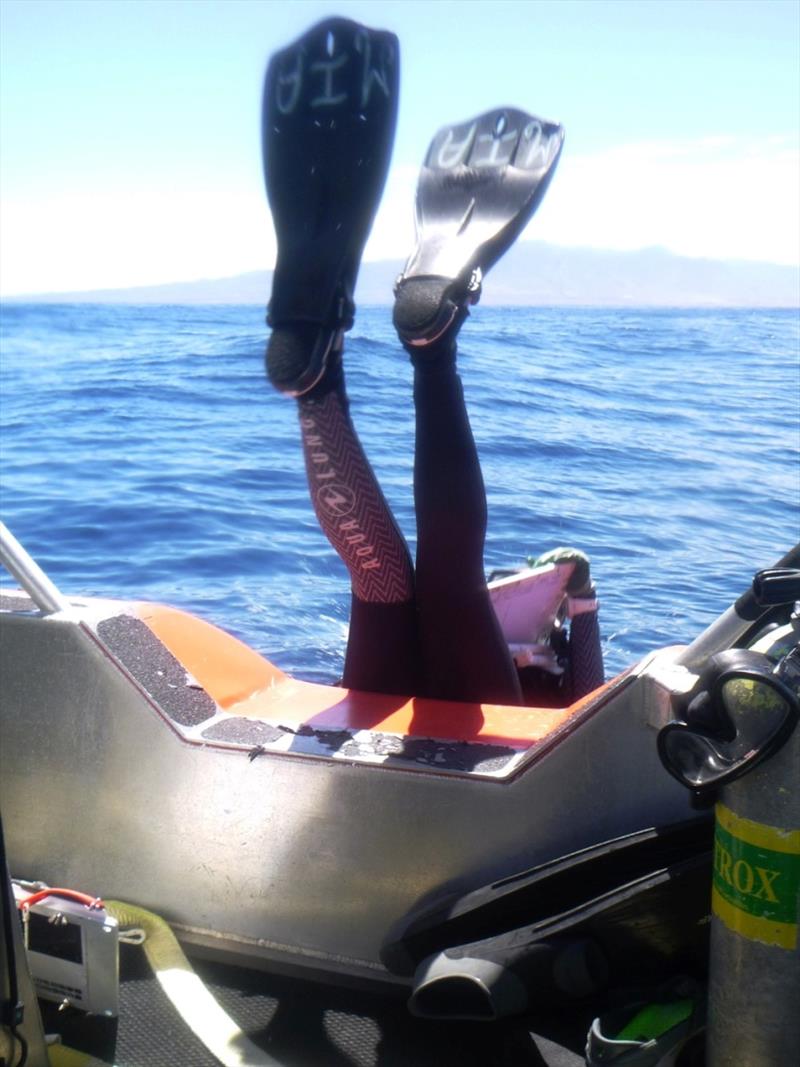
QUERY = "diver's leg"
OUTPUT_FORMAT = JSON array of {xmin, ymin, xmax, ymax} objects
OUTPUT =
[
  {"xmin": 296, "ymin": 354, "xmax": 420, "ymax": 693},
  {"xmin": 534, "ymin": 547, "xmax": 605, "ymax": 702},
  {"xmin": 566, "ymin": 599, "xmax": 604, "ymax": 701},
  {"xmin": 394, "ymin": 107, "xmax": 565, "ymax": 705},
  {"xmin": 412, "ymin": 341, "xmax": 522, "ymax": 704},
  {"xmin": 263, "ymin": 21, "xmax": 419, "ymax": 694}
]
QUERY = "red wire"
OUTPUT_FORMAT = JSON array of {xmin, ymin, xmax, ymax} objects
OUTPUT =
[{"xmin": 17, "ymin": 888, "xmax": 104, "ymax": 911}]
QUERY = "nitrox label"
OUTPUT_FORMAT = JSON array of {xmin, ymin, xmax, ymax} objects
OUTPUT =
[{"xmin": 713, "ymin": 803, "xmax": 800, "ymax": 950}]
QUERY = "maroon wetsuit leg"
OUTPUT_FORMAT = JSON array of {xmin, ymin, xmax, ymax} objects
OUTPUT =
[{"xmin": 412, "ymin": 351, "xmax": 522, "ymax": 705}]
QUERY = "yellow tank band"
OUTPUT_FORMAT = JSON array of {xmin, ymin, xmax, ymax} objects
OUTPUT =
[
  {"xmin": 715, "ymin": 803, "xmax": 800, "ymax": 854},
  {"xmin": 713, "ymin": 803, "xmax": 800, "ymax": 949}
]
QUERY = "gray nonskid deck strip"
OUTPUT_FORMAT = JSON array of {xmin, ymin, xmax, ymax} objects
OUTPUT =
[
  {"xmin": 199, "ymin": 714, "xmax": 521, "ymax": 775},
  {"xmin": 96, "ymin": 614, "xmax": 217, "ymax": 727}
]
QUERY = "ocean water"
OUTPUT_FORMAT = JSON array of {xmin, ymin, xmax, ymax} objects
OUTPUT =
[{"xmin": 1, "ymin": 303, "xmax": 797, "ymax": 684}]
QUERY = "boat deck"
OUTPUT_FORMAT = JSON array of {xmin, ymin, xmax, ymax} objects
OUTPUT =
[{"xmin": 43, "ymin": 947, "xmax": 596, "ymax": 1067}]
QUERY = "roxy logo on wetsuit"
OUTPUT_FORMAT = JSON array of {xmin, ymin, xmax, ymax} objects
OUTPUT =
[{"xmin": 274, "ymin": 30, "xmax": 394, "ymax": 115}]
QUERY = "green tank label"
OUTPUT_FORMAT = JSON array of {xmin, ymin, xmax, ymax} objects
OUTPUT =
[{"xmin": 713, "ymin": 804, "xmax": 800, "ymax": 949}]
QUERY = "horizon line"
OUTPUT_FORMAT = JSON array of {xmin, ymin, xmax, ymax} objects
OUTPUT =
[{"xmin": 2, "ymin": 240, "xmax": 798, "ymax": 302}]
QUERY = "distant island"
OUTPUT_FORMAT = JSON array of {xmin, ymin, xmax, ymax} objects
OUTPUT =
[{"xmin": 4, "ymin": 242, "xmax": 798, "ymax": 308}]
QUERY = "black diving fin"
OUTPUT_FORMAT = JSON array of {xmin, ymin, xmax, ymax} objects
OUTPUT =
[
  {"xmin": 262, "ymin": 18, "xmax": 399, "ymax": 395},
  {"xmin": 381, "ymin": 820, "xmax": 713, "ymax": 979},
  {"xmin": 394, "ymin": 107, "xmax": 564, "ymax": 347},
  {"xmin": 381, "ymin": 821, "xmax": 714, "ymax": 1022}
]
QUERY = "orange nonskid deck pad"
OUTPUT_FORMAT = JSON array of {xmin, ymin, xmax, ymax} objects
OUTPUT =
[
  {"xmin": 136, "ymin": 602, "xmax": 287, "ymax": 707},
  {"xmin": 136, "ymin": 602, "xmax": 612, "ymax": 747},
  {"xmin": 228, "ymin": 680, "xmax": 602, "ymax": 748}
]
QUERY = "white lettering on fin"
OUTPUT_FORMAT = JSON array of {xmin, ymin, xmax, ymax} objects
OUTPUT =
[
  {"xmin": 310, "ymin": 52, "xmax": 348, "ymax": 108},
  {"xmin": 275, "ymin": 52, "xmax": 303, "ymax": 114},
  {"xmin": 519, "ymin": 121, "xmax": 554, "ymax": 170},
  {"xmin": 436, "ymin": 124, "xmax": 476, "ymax": 169},
  {"xmin": 354, "ymin": 30, "xmax": 391, "ymax": 106},
  {"xmin": 472, "ymin": 129, "xmax": 518, "ymax": 168}
]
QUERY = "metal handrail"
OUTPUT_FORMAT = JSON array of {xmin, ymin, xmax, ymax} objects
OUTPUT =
[{"xmin": 0, "ymin": 521, "xmax": 69, "ymax": 615}]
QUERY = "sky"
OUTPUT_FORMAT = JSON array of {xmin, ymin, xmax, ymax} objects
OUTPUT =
[{"xmin": 0, "ymin": 0, "xmax": 798, "ymax": 296}]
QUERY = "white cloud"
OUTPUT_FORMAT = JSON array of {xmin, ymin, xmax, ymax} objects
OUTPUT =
[
  {"xmin": 0, "ymin": 185, "xmax": 277, "ymax": 295},
  {"xmin": 1, "ymin": 135, "xmax": 797, "ymax": 295},
  {"xmin": 526, "ymin": 135, "xmax": 800, "ymax": 266}
]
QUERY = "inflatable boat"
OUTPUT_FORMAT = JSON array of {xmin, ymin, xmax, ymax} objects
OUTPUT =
[{"xmin": 1, "ymin": 522, "xmax": 798, "ymax": 1065}]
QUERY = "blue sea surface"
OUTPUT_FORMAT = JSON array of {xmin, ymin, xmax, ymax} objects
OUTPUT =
[{"xmin": 1, "ymin": 303, "xmax": 798, "ymax": 683}]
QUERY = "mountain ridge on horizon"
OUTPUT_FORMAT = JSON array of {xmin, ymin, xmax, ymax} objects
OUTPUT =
[{"xmin": 4, "ymin": 241, "xmax": 798, "ymax": 308}]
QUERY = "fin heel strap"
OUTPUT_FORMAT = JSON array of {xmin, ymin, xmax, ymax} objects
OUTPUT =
[
  {"xmin": 393, "ymin": 274, "xmax": 480, "ymax": 348},
  {"xmin": 266, "ymin": 325, "xmax": 343, "ymax": 397}
]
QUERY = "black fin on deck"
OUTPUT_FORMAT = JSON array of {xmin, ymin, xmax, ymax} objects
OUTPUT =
[
  {"xmin": 262, "ymin": 19, "xmax": 399, "ymax": 395},
  {"xmin": 394, "ymin": 108, "xmax": 564, "ymax": 347}
]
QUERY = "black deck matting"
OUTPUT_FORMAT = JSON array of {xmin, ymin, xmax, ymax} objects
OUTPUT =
[{"xmin": 41, "ymin": 945, "xmax": 592, "ymax": 1066}]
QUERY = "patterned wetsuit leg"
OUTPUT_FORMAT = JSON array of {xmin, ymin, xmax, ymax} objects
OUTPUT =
[
  {"xmin": 297, "ymin": 372, "xmax": 420, "ymax": 695},
  {"xmin": 412, "ymin": 354, "xmax": 523, "ymax": 705}
]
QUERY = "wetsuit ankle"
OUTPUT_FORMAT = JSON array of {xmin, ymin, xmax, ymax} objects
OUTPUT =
[{"xmin": 407, "ymin": 339, "xmax": 457, "ymax": 370}]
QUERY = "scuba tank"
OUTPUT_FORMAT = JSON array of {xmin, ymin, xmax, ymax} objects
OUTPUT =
[{"xmin": 659, "ymin": 567, "xmax": 800, "ymax": 1067}]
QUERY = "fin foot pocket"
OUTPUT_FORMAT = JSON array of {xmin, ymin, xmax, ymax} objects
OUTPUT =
[
  {"xmin": 262, "ymin": 18, "xmax": 399, "ymax": 394},
  {"xmin": 393, "ymin": 277, "xmax": 460, "ymax": 347},
  {"xmin": 395, "ymin": 107, "xmax": 564, "ymax": 349},
  {"xmin": 266, "ymin": 325, "xmax": 340, "ymax": 397}
]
